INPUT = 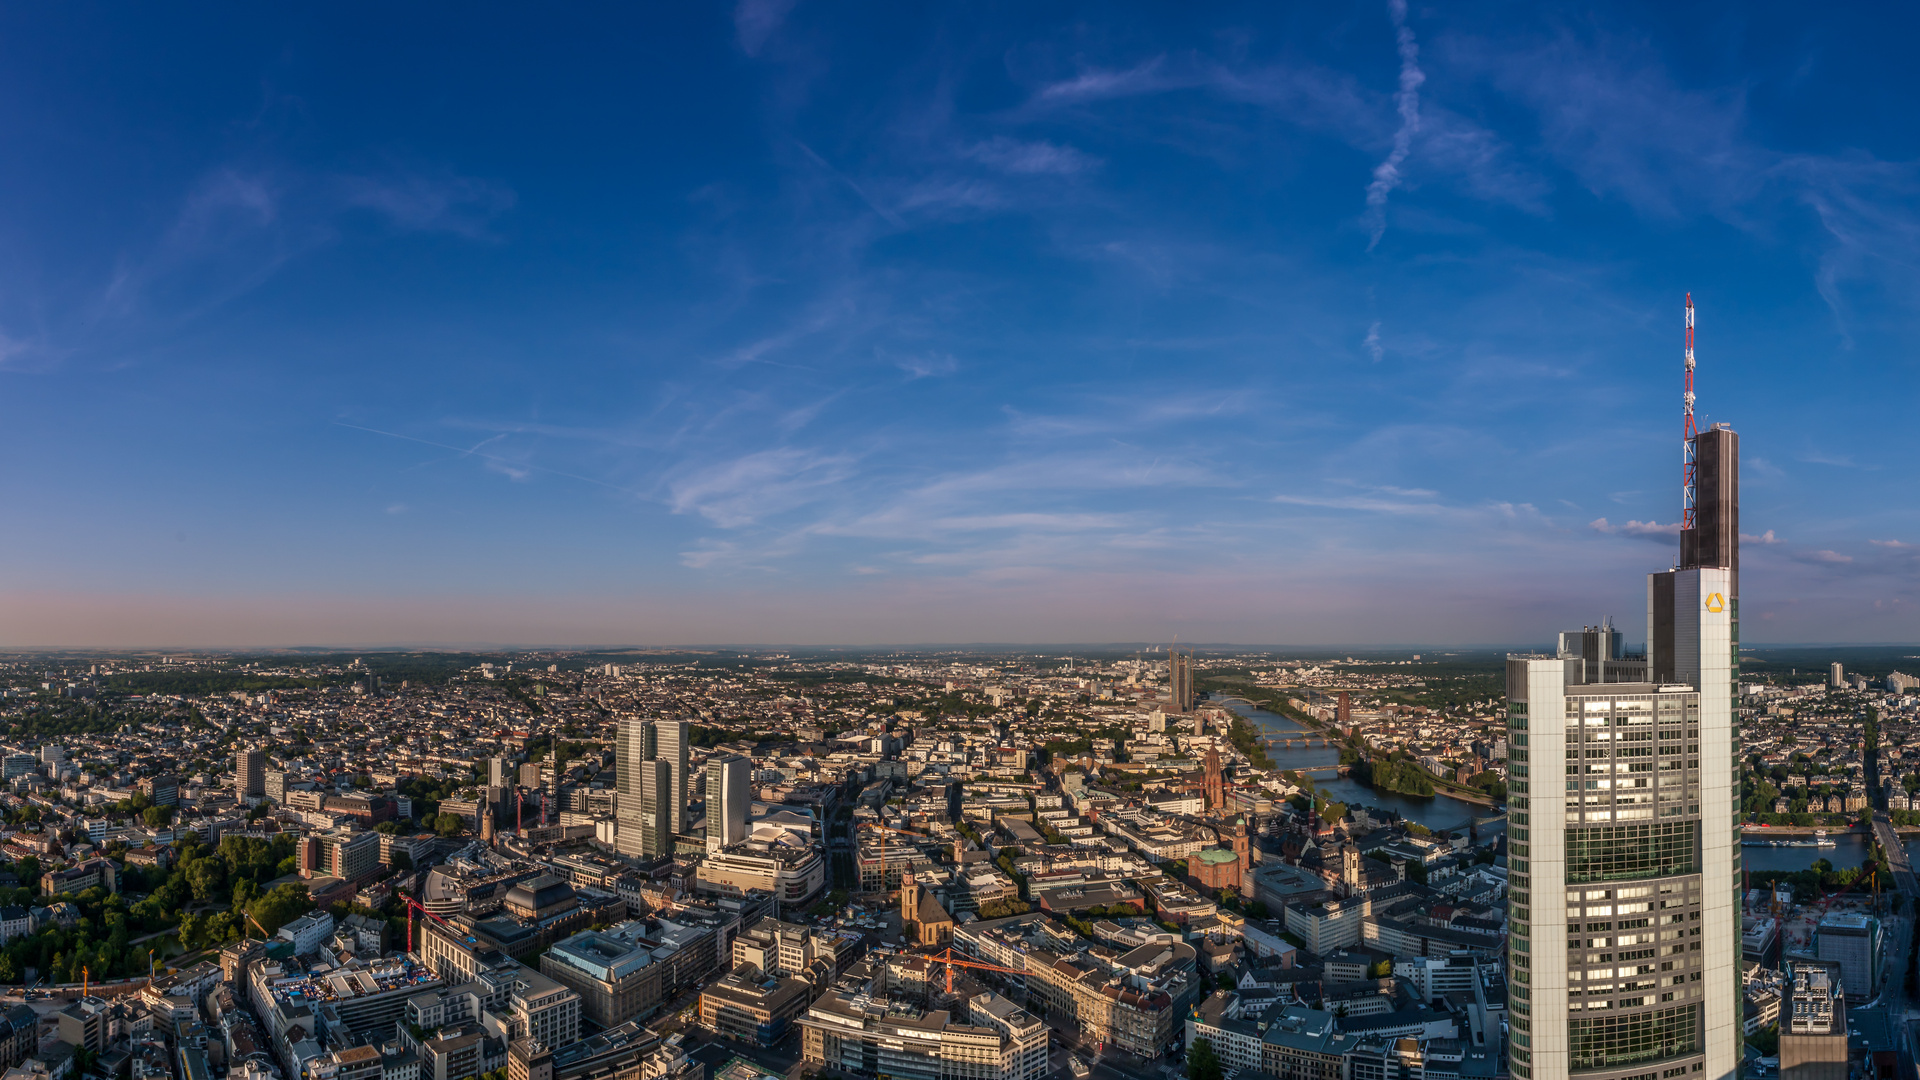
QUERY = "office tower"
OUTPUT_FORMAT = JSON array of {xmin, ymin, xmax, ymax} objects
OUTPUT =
[
  {"xmin": 613, "ymin": 716, "xmax": 655, "ymax": 859},
  {"xmin": 1779, "ymin": 962, "xmax": 1846, "ymax": 1080},
  {"xmin": 1813, "ymin": 912, "xmax": 1881, "ymax": 1001},
  {"xmin": 706, "ymin": 755, "xmax": 751, "ymax": 853},
  {"xmin": 654, "ymin": 719, "xmax": 690, "ymax": 836},
  {"xmin": 489, "ymin": 756, "xmax": 511, "ymax": 788},
  {"xmin": 520, "ymin": 763, "xmax": 542, "ymax": 789},
  {"xmin": 1506, "ymin": 298, "xmax": 1738, "ymax": 1080},
  {"xmin": 1169, "ymin": 645, "xmax": 1194, "ymax": 714},
  {"xmin": 637, "ymin": 759, "xmax": 672, "ymax": 857},
  {"xmin": 1828, "ymin": 663, "xmax": 1844, "ymax": 689},
  {"xmin": 40, "ymin": 745, "xmax": 64, "ymax": 767},
  {"xmin": 236, "ymin": 747, "xmax": 266, "ymax": 799}
]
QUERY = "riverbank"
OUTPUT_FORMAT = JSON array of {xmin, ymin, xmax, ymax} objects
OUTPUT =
[
  {"xmin": 1743, "ymin": 825, "xmax": 1867, "ymax": 834},
  {"xmin": 1208, "ymin": 682, "xmax": 1502, "ymax": 810}
]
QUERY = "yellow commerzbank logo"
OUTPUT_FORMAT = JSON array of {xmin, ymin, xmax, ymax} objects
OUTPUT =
[{"xmin": 1705, "ymin": 593, "xmax": 1726, "ymax": 613}]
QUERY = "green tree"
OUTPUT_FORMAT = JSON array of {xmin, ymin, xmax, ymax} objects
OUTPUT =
[
  {"xmin": 1188, "ymin": 1038, "xmax": 1224, "ymax": 1080},
  {"xmin": 432, "ymin": 813, "xmax": 465, "ymax": 838},
  {"xmin": 248, "ymin": 883, "xmax": 315, "ymax": 936},
  {"xmin": 187, "ymin": 859, "xmax": 227, "ymax": 904}
]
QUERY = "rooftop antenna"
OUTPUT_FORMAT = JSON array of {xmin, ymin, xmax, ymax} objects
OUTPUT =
[{"xmin": 1682, "ymin": 294, "xmax": 1697, "ymax": 533}]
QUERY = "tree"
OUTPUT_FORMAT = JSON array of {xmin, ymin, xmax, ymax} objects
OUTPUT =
[
  {"xmin": 390, "ymin": 851, "xmax": 414, "ymax": 873},
  {"xmin": 187, "ymin": 859, "xmax": 227, "ymax": 904},
  {"xmin": 248, "ymin": 883, "xmax": 315, "ymax": 936},
  {"xmin": 432, "ymin": 813, "xmax": 465, "ymax": 838},
  {"xmin": 1188, "ymin": 1038, "xmax": 1224, "ymax": 1080},
  {"xmin": 1216, "ymin": 971, "xmax": 1235, "ymax": 991}
]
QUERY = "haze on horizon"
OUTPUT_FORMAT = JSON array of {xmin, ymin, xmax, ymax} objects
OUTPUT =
[{"xmin": 5, "ymin": 2, "xmax": 1920, "ymax": 650}]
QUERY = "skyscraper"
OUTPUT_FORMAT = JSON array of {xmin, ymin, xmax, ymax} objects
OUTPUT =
[
  {"xmin": 1506, "ymin": 310, "xmax": 1739, "ymax": 1080},
  {"xmin": 706, "ymin": 754, "xmax": 750, "ymax": 853},
  {"xmin": 489, "ymin": 756, "xmax": 511, "ymax": 788},
  {"xmin": 654, "ymin": 718, "xmax": 690, "ymax": 836},
  {"xmin": 638, "ymin": 759, "xmax": 672, "ymax": 857},
  {"xmin": 236, "ymin": 747, "xmax": 266, "ymax": 799},
  {"xmin": 1169, "ymin": 645, "xmax": 1194, "ymax": 714},
  {"xmin": 613, "ymin": 716, "xmax": 656, "ymax": 859}
]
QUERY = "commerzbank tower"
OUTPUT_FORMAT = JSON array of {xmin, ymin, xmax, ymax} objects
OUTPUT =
[{"xmin": 1507, "ymin": 295, "xmax": 1741, "ymax": 1080}]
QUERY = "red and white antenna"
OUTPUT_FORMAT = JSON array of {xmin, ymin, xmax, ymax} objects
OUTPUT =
[{"xmin": 1682, "ymin": 294, "xmax": 1697, "ymax": 532}]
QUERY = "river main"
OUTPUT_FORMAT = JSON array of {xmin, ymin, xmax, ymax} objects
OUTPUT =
[{"xmin": 1217, "ymin": 695, "xmax": 1505, "ymax": 839}]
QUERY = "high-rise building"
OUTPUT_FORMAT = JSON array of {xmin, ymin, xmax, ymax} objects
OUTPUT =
[
  {"xmin": 1169, "ymin": 646, "xmax": 1194, "ymax": 714},
  {"xmin": 707, "ymin": 755, "xmax": 751, "ymax": 853},
  {"xmin": 1828, "ymin": 663, "xmax": 1844, "ymax": 689},
  {"xmin": 1814, "ymin": 912, "xmax": 1881, "ymax": 1001},
  {"xmin": 236, "ymin": 748, "xmax": 267, "ymax": 799},
  {"xmin": 489, "ymin": 756, "xmax": 511, "ymax": 788},
  {"xmin": 637, "ymin": 759, "xmax": 672, "ymax": 857},
  {"xmin": 1505, "ymin": 329, "xmax": 1739, "ymax": 1080},
  {"xmin": 614, "ymin": 716, "xmax": 656, "ymax": 860},
  {"xmin": 654, "ymin": 719, "xmax": 690, "ymax": 836}
]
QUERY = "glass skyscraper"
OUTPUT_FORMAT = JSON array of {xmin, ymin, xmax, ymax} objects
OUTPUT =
[{"xmin": 1508, "ymin": 425, "xmax": 1740, "ymax": 1080}]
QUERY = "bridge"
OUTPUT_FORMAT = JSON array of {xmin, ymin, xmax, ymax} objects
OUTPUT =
[
  {"xmin": 1262, "ymin": 733, "xmax": 1337, "ymax": 747},
  {"xmin": 1872, "ymin": 811, "xmax": 1919, "ymax": 897}
]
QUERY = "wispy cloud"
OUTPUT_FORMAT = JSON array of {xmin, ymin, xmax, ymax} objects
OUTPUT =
[
  {"xmin": 1031, "ymin": 58, "xmax": 1175, "ymax": 107},
  {"xmin": 1364, "ymin": 0, "xmax": 1426, "ymax": 250},
  {"xmin": 1799, "ymin": 549, "xmax": 1854, "ymax": 564},
  {"xmin": 667, "ymin": 447, "xmax": 857, "ymax": 528},
  {"xmin": 965, "ymin": 137, "xmax": 1099, "ymax": 176},
  {"xmin": 1590, "ymin": 517, "xmax": 1680, "ymax": 537},
  {"xmin": 1363, "ymin": 321, "xmax": 1384, "ymax": 362},
  {"xmin": 336, "ymin": 169, "xmax": 516, "ymax": 240},
  {"xmin": 734, "ymin": 0, "xmax": 797, "ymax": 57}
]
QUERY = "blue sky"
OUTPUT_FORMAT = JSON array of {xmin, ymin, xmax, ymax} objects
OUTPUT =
[{"xmin": 3, "ymin": 1, "xmax": 1919, "ymax": 647}]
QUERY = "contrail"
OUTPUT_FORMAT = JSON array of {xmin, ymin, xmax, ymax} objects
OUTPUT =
[
  {"xmin": 1364, "ymin": 0, "xmax": 1424, "ymax": 250},
  {"xmin": 334, "ymin": 422, "xmax": 645, "ymax": 496}
]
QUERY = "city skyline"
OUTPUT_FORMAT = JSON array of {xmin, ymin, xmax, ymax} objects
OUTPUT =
[{"xmin": 6, "ymin": 4, "xmax": 1920, "ymax": 647}]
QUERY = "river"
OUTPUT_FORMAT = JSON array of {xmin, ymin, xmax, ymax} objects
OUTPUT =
[
  {"xmin": 1218, "ymin": 696, "xmax": 1506, "ymax": 839},
  {"xmin": 1740, "ymin": 831, "xmax": 1869, "ymax": 872}
]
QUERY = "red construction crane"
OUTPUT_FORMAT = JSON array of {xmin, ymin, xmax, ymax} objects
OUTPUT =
[
  {"xmin": 400, "ymin": 892, "xmax": 457, "ymax": 954},
  {"xmin": 926, "ymin": 945, "xmax": 1030, "ymax": 995}
]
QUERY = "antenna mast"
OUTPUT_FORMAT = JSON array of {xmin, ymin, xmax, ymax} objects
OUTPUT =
[{"xmin": 1682, "ymin": 294, "xmax": 1697, "ymax": 532}]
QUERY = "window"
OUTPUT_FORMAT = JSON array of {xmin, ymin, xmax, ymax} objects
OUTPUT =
[
  {"xmin": 1565, "ymin": 822, "xmax": 1697, "ymax": 883},
  {"xmin": 1568, "ymin": 1005, "xmax": 1698, "ymax": 1070}
]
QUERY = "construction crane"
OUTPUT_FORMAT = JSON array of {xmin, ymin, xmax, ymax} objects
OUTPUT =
[
  {"xmin": 399, "ymin": 892, "xmax": 459, "ymax": 954},
  {"xmin": 925, "ymin": 945, "xmax": 1030, "ymax": 996},
  {"xmin": 858, "ymin": 820, "xmax": 937, "ymax": 898}
]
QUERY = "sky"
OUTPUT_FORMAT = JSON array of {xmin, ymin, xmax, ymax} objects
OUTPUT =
[{"xmin": 4, "ymin": 2, "xmax": 1920, "ymax": 648}]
